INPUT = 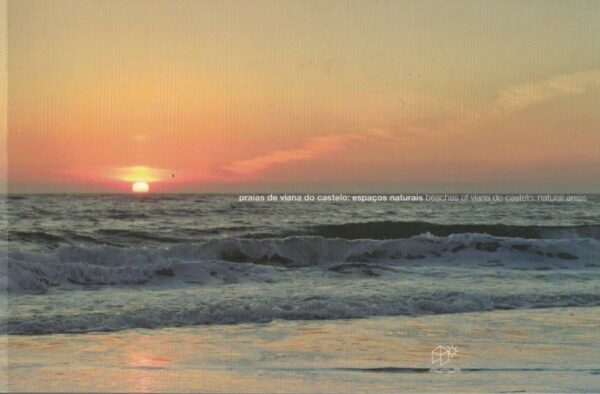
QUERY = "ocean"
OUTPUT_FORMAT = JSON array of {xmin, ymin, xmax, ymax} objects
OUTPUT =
[
  {"xmin": 2, "ymin": 194, "xmax": 600, "ymax": 335},
  {"xmin": 3, "ymin": 193, "xmax": 600, "ymax": 392}
]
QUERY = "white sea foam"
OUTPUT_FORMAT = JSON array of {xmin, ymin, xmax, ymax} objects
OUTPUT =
[{"xmin": 2, "ymin": 234, "xmax": 599, "ymax": 294}]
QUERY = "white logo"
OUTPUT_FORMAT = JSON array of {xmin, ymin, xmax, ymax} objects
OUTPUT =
[{"xmin": 430, "ymin": 345, "xmax": 461, "ymax": 373}]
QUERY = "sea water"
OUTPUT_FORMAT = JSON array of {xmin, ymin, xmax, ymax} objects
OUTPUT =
[{"xmin": 2, "ymin": 194, "xmax": 600, "ymax": 334}]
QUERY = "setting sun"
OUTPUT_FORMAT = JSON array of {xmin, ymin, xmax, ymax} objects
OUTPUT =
[{"xmin": 132, "ymin": 182, "xmax": 150, "ymax": 193}]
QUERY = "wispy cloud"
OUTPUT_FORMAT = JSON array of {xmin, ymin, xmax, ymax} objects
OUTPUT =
[
  {"xmin": 496, "ymin": 70, "xmax": 600, "ymax": 112},
  {"xmin": 210, "ymin": 71, "xmax": 597, "ymax": 184},
  {"xmin": 220, "ymin": 128, "xmax": 395, "ymax": 178}
]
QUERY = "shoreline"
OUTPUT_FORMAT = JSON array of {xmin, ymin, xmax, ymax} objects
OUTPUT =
[{"xmin": 3, "ymin": 306, "xmax": 599, "ymax": 392}]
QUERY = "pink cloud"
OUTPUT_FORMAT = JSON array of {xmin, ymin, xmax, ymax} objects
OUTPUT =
[{"xmin": 220, "ymin": 129, "xmax": 395, "ymax": 178}]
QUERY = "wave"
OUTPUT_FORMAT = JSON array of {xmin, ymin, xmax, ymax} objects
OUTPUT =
[
  {"xmin": 6, "ymin": 227, "xmax": 262, "ymax": 247},
  {"xmin": 5, "ymin": 290, "xmax": 600, "ymax": 335},
  {"xmin": 105, "ymin": 211, "xmax": 151, "ymax": 219},
  {"xmin": 8, "ymin": 231, "xmax": 68, "ymax": 244},
  {"xmin": 94, "ymin": 229, "xmax": 184, "ymax": 243},
  {"xmin": 7, "ymin": 222, "xmax": 600, "ymax": 249},
  {"xmin": 3, "ymin": 234, "xmax": 599, "ymax": 294},
  {"xmin": 304, "ymin": 221, "xmax": 600, "ymax": 240}
]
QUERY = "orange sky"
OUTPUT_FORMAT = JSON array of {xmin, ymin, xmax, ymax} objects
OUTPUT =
[{"xmin": 5, "ymin": 0, "xmax": 600, "ymax": 193}]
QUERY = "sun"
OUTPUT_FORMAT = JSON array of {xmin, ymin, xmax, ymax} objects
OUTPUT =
[{"xmin": 132, "ymin": 182, "xmax": 150, "ymax": 193}]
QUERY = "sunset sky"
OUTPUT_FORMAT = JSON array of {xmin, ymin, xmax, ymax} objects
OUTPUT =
[{"xmin": 5, "ymin": 0, "xmax": 600, "ymax": 193}]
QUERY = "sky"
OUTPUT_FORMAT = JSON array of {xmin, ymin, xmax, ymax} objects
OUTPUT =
[{"xmin": 5, "ymin": 0, "xmax": 600, "ymax": 193}]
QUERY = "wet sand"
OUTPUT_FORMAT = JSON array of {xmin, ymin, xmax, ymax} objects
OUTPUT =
[{"xmin": 3, "ymin": 307, "xmax": 600, "ymax": 393}]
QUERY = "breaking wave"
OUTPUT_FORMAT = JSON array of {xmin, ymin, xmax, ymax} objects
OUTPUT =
[
  {"xmin": 304, "ymin": 221, "xmax": 600, "ymax": 240},
  {"xmin": 3, "ymin": 234, "xmax": 599, "ymax": 294}
]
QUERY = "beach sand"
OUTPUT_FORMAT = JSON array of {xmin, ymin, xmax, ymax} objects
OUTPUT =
[{"xmin": 3, "ymin": 307, "xmax": 599, "ymax": 393}]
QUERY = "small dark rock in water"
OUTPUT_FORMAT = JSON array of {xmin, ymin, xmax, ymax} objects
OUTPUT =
[
  {"xmin": 329, "ymin": 262, "xmax": 364, "ymax": 272},
  {"xmin": 261, "ymin": 253, "xmax": 294, "ymax": 265},
  {"xmin": 155, "ymin": 268, "xmax": 175, "ymax": 277},
  {"xmin": 360, "ymin": 268, "xmax": 380, "ymax": 277},
  {"xmin": 451, "ymin": 244, "xmax": 467, "ymax": 253},
  {"xmin": 404, "ymin": 254, "xmax": 426, "ymax": 260},
  {"xmin": 328, "ymin": 262, "xmax": 391, "ymax": 276},
  {"xmin": 220, "ymin": 249, "xmax": 249, "ymax": 262},
  {"xmin": 556, "ymin": 252, "xmax": 578, "ymax": 260},
  {"xmin": 346, "ymin": 250, "xmax": 385, "ymax": 262},
  {"xmin": 511, "ymin": 244, "xmax": 530, "ymax": 251},
  {"xmin": 475, "ymin": 241, "xmax": 499, "ymax": 252},
  {"xmin": 485, "ymin": 259, "xmax": 504, "ymax": 266}
]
